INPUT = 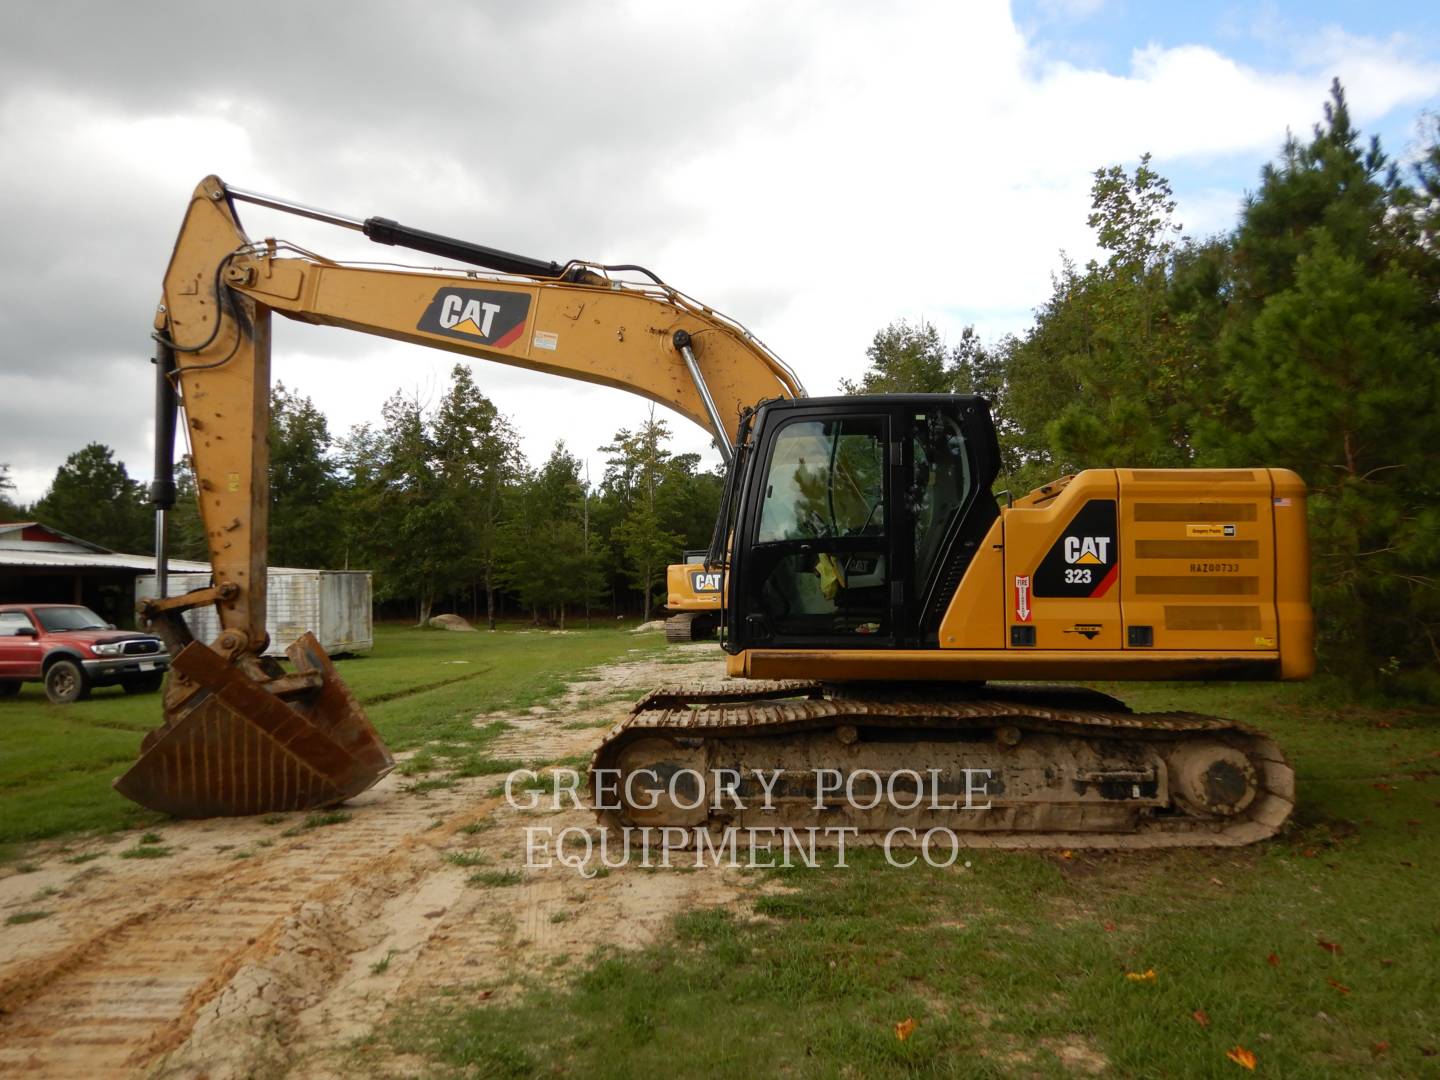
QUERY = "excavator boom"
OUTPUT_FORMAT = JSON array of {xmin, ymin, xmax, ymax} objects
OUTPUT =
[{"xmin": 118, "ymin": 176, "xmax": 800, "ymax": 817}]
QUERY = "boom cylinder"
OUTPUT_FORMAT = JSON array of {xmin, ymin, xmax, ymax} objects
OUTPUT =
[{"xmin": 150, "ymin": 339, "xmax": 178, "ymax": 597}]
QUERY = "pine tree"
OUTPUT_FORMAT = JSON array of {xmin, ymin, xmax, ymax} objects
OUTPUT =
[
  {"xmin": 347, "ymin": 392, "xmax": 470, "ymax": 625},
  {"xmin": 1212, "ymin": 86, "xmax": 1439, "ymax": 676},
  {"xmin": 601, "ymin": 410, "xmax": 686, "ymax": 620},
  {"xmin": 497, "ymin": 445, "xmax": 602, "ymax": 626},
  {"xmin": 433, "ymin": 366, "xmax": 521, "ymax": 628},
  {"xmin": 0, "ymin": 463, "xmax": 21, "ymax": 520},
  {"xmin": 268, "ymin": 383, "xmax": 341, "ymax": 569}
]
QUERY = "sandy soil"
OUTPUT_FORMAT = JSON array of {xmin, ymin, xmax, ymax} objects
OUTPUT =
[{"xmin": 0, "ymin": 641, "xmax": 753, "ymax": 1079}]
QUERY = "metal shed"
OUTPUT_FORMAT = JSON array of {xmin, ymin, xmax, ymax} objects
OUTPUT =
[{"xmin": 135, "ymin": 569, "xmax": 373, "ymax": 656}]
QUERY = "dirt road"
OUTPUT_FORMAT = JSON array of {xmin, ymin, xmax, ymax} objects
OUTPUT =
[{"xmin": 0, "ymin": 642, "xmax": 747, "ymax": 1078}]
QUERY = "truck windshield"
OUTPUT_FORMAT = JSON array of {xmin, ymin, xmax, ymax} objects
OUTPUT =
[{"xmin": 34, "ymin": 607, "xmax": 109, "ymax": 632}]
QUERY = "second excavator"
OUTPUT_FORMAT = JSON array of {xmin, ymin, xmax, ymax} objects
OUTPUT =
[{"xmin": 121, "ymin": 177, "xmax": 1309, "ymax": 849}]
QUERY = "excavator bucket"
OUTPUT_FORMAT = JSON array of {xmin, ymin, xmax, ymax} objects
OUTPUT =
[{"xmin": 113, "ymin": 633, "xmax": 394, "ymax": 818}]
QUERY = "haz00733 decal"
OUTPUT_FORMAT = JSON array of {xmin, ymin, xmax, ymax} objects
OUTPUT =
[
  {"xmin": 1031, "ymin": 499, "xmax": 1118, "ymax": 599},
  {"xmin": 417, "ymin": 288, "xmax": 531, "ymax": 347}
]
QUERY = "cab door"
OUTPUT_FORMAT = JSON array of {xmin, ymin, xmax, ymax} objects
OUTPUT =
[
  {"xmin": 0, "ymin": 610, "xmax": 43, "ymax": 677},
  {"xmin": 734, "ymin": 409, "xmax": 897, "ymax": 648}
]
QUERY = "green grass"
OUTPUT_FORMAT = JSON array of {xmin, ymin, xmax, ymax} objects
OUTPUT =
[
  {"xmin": 371, "ymin": 949, "xmax": 397, "ymax": 975},
  {"xmin": 5, "ymin": 910, "xmax": 51, "ymax": 925},
  {"xmin": 381, "ymin": 680, "xmax": 1440, "ymax": 1079},
  {"xmin": 118, "ymin": 843, "xmax": 173, "ymax": 859},
  {"xmin": 468, "ymin": 869, "xmax": 523, "ymax": 887},
  {"xmin": 443, "ymin": 850, "xmax": 490, "ymax": 868},
  {"xmin": 0, "ymin": 623, "xmax": 662, "ymax": 851}
]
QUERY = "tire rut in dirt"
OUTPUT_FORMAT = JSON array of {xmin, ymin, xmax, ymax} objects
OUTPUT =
[{"xmin": 0, "ymin": 794, "xmax": 471, "ymax": 1078}]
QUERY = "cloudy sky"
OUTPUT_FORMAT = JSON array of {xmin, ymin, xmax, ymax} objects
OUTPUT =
[{"xmin": 2, "ymin": 0, "xmax": 1437, "ymax": 504}]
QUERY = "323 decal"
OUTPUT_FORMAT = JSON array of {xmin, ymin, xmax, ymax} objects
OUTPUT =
[{"xmin": 1031, "ymin": 500, "xmax": 1118, "ymax": 599}]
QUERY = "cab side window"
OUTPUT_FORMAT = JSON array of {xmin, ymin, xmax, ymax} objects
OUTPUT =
[
  {"xmin": 757, "ymin": 419, "xmax": 885, "ymax": 542},
  {"xmin": 0, "ymin": 612, "xmax": 36, "ymax": 636},
  {"xmin": 909, "ymin": 411, "xmax": 972, "ymax": 593}
]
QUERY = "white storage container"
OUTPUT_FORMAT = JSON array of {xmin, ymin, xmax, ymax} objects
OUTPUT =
[{"xmin": 135, "ymin": 569, "xmax": 373, "ymax": 657}]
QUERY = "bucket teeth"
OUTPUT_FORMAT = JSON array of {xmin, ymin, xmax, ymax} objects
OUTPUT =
[{"xmin": 114, "ymin": 633, "xmax": 394, "ymax": 818}]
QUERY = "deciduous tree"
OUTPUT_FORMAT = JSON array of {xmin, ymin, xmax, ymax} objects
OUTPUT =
[{"xmin": 32, "ymin": 443, "xmax": 150, "ymax": 552}]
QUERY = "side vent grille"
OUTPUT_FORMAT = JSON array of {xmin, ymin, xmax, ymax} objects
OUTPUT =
[
  {"xmin": 1164, "ymin": 606, "xmax": 1261, "ymax": 631},
  {"xmin": 1130, "ymin": 470, "xmax": 1255, "ymax": 482},
  {"xmin": 1133, "ymin": 502, "xmax": 1258, "ymax": 522},
  {"xmin": 1135, "ymin": 539, "xmax": 1259, "ymax": 559},
  {"xmin": 1136, "ymin": 576, "xmax": 1258, "ymax": 596}
]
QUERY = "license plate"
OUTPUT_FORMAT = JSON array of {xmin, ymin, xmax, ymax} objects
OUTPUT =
[{"xmin": 138, "ymin": 662, "xmax": 156, "ymax": 671}]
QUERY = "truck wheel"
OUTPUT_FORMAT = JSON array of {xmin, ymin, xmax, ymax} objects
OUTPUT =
[
  {"xmin": 0, "ymin": 680, "xmax": 20, "ymax": 697},
  {"xmin": 44, "ymin": 660, "xmax": 90, "ymax": 704},
  {"xmin": 122, "ymin": 674, "xmax": 165, "ymax": 695}
]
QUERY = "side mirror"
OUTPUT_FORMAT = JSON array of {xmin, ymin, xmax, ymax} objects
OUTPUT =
[
  {"xmin": 16, "ymin": 626, "xmax": 39, "ymax": 638},
  {"xmin": 106, "ymin": 623, "xmax": 116, "ymax": 630}
]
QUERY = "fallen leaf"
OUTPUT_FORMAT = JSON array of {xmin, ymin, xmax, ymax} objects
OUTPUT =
[
  {"xmin": 1192, "ymin": 1009, "xmax": 1211, "ymax": 1027},
  {"xmin": 1374, "ymin": 720, "xmax": 1393, "ymax": 729},
  {"xmin": 894, "ymin": 1017, "xmax": 917, "ymax": 1042},
  {"xmin": 1380, "ymin": 958, "xmax": 1394, "ymax": 967},
  {"xmin": 1327, "ymin": 978, "xmax": 1351, "ymax": 995},
  {"xmin": 1302, "ymin": 848, "xmax": 1318, "ymax": 858},
  {"xmin": 1317, "ymin": 938, "xmax": 1342, "ymax": 955},
  {"xmin": 1421, "ymin": 1046, "xmax": 1437, "ymax": 1057},
  {"xmin": 1226, "ymin": 1045, "xmax": 1257, "ymax": 1071},
  {"xmin": 1126, "ymin": 969, "xmax": 1157, "ymax": 983},
  {"xmin": 1210, "ymin": 877, "xmax": 1225, "ymax": 886},
  {"xmin": 1373, "ymin": 783, "xmax": 1394, "ymax": 793},
  {"xmin": 1371, "ymin": 1042, "xmax": 1390, "ymax": 1056},
  {"xmin": 423, "ymin": 909, "xmax": 446, "ymax": 919},
  {"xmin": 1103, "ymin": 921, "xmax": 1117, "ymax": 933},
  {"xmin": 1266, "ymin": 953, "xmax": 1280, "ymax": 967},
  {"xmin": 477, "ymin": 989, "xmax": 493, "ymax": 1000},
  {"xmin": 1406, "ymin": 818, "xmax": 1421, "ymax": 826}
]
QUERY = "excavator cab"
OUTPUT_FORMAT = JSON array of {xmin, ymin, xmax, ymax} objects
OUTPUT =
[{"xmin": 726, "ymin": 395, "xmax": 1000, "ymax": 652}]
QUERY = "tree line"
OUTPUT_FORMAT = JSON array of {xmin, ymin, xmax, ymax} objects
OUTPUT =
[
  {"xmin": 843, "ymin": 82, "xmax": 1439, "ymax": 692},
  {"xmin": 4, "ymin": 375, "xmax": 721, "ymax": 628}
]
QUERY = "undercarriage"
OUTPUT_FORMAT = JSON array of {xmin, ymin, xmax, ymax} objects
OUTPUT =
[{"xmin": 589, "ymin": 682, "xmax": 1293, "ymax": 848}]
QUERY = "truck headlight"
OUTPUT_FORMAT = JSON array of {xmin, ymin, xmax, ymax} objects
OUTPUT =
[{"xmin": 91, "ymin": 642, "xmax": 125, "ymax": 656}]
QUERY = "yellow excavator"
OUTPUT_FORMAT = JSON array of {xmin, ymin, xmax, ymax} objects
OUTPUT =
[
  {"xmin": 120, "ymin": 176, "xmax": 1310, "ymax": 849},
  {"xmin": 664, "ymin": 551, "xmax": 725, "ymax": 642}
]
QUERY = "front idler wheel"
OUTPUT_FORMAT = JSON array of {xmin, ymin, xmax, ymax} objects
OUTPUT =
[{"xmin": 1166, "ymin": 743, "xmax": 1258, "ymax": 817}]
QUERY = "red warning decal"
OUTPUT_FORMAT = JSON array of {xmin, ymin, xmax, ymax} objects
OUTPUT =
[{"xmin": 1014, "ymin": 575, "xmax": 1033, "ymax": 623}]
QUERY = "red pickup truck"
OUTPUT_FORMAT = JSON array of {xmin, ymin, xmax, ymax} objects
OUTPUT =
[{"xmin": 0, "ymin": 603, "xmax": 169, "ymax": 704}]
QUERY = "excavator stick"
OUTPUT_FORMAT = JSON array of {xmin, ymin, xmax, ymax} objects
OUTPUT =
[{"xmin": 115, "ymin": 177, "xmax": 395, "ymax": 818}]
